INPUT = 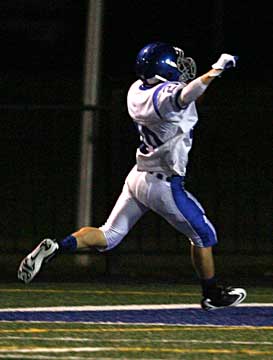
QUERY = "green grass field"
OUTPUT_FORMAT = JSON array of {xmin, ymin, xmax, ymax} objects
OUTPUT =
[{"xmin": 0, "ymin": 282, "xmax": 272, "ymax": 359}]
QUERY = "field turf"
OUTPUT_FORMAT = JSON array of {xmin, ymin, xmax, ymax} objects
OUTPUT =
[{"xmin": 0, "ymin": 282, "xmax": 272, "ymax": 359}]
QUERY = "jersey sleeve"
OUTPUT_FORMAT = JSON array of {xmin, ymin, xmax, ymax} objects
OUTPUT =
[{"xmin": 153, "ymin": 82, "xmax": 187, "ymax": 119}]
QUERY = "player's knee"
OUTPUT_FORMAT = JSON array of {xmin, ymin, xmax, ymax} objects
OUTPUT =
[
  {"xmin": 98, "ymin": 225, "xmax": 126, "ymax": 252},
  {"xmin": 191, "ymin": 230, "xmax": 218, "ymax": 248},
  {"xmin": 203, "ymin": 229, "xmax": 218, "ymax": 247},
  {"xmin": 204, "ymin": 235, "xmax": 218, "ymax": 247}
]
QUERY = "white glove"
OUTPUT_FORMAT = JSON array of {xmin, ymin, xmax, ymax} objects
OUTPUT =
[{"xmin": 212, "ymin": 53, "xmax": 238, "ymax": 70}]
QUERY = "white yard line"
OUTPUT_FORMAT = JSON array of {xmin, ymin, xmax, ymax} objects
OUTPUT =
[
  {"xmin": 1, "ymin": 336, "xmax": 272, "ymax": 345},
  {"xmin": 1, "ymin": 321, "xmax": 272, "ymax": 327},
  {"xmin": 1, "ymin": 321, "xmax": 273, "ymax": 329},
  {"xmin": 0, "ymin": 303, "xmax": 272, "ymax": 312}
]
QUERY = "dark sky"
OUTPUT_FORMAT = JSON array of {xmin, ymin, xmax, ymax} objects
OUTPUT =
[
  {"xmin": 0, "ymin": 0, "xmax": 272, "ymax": 81},
  {"xmin": 105, "ymin": 0, "xmax": 272, "ymax": 80},
  {"xmin": 0, "ymin": 1, "xmax": 271, "ymax": 245}
]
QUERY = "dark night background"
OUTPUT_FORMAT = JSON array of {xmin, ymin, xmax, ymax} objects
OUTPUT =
[{"xmin": 0, "ymin": 1, "xmax": 272, "ymax": 281}]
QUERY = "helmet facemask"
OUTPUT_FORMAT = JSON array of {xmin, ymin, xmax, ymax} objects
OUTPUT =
[{"xmin": 174, "ymin": 47, "xmax": 197, "ymax": 82}]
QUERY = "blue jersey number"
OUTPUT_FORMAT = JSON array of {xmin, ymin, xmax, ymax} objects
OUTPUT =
[{"xmin": 137, "ymin": 124, "xmax": 163, "ymax": 150}]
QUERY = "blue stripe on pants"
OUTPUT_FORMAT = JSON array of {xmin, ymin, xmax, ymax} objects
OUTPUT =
[{"xmin": 170, "ymin": 176, "xmax": 217, "ymax": 247}]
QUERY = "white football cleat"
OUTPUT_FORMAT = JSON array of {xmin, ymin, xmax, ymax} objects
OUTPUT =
[{"xmin": 18, "ymin": 239, "xmax": 59, "ymax": 284}]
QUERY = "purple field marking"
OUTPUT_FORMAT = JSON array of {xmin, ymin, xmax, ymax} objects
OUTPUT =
[{"xmin": 0, "ymin": 306, "xmax": 272, "ymax": 326}]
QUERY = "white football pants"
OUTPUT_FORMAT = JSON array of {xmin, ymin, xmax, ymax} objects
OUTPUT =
[{"xmin": 99, "ymin": 165, "xmax": 217, "ymax": 251}]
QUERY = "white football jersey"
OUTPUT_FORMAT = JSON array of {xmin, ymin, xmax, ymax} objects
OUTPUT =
[{"xmin": 127, "ymin": 79, "xmax": 199, "ymax": 176}]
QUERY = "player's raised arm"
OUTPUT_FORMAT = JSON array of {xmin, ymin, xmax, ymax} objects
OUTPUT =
[{"xmin": 179, "ymin": 53, "xmax": 238, "ymax": 106}]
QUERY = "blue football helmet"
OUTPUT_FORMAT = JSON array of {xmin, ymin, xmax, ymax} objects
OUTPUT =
[{"xmin": 135, "ymin": 42, "xmax": 197, "ymax": 83}]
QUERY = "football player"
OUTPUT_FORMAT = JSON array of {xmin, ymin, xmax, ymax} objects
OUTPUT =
[{"xmin": 18, "ymin": 42, "xmax": 246, "ymax": 310}]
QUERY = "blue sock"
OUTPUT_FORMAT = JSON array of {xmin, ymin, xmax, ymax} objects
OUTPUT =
[
  {"xmin": 201, "ymin": 276, "xmax": 217, "ymax": 296},
  {"xmin": 58, "ymin": 235, "xmax": 77, "ymax": 253}
]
